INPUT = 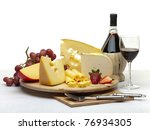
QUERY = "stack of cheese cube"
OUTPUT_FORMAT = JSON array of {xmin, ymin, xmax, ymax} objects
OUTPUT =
[{"xmin": 65, "ymin": 69, "xmax": 91, "ymax": 88}]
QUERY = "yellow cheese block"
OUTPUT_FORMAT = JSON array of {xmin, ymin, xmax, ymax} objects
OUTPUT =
[
  {"xmin": 81, "ymin": 53, "xmax": 113, "ymax": 78},
  {"xmin": 61, "ymin": 39, "xmax": 101, "ymax": 55},
  {"xmin": 61, "ymin": 39, "xmax": 101, "ymax": 71},
  {"xmin": 39, "ymin": 56, "xmax": 65, "ymax": 86}
]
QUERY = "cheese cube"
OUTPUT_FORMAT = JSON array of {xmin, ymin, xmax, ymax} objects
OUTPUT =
[{"xmin": 65, "ymin": 76, "xmax": 75, "ymax": 83}]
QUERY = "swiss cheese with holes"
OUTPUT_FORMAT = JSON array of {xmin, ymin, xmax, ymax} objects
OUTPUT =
[{"xmin": 39, "ymin": 56, "xmax": 65, "ymax": 86}]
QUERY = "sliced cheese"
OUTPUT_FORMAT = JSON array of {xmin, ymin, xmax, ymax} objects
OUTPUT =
[
  {"xmin": 77, "ymin": 80, "xmax": 91, "ymax": 88},
  {"xmin": 72, "ymin": 69, "xmax": 84, "ymax": 78},
  {"xmin": 67, "ymin": 81, "xmax": 78, "ymax": 87},
  {"xmin": 65, "ymin": 69, "xmax": 77, "ymax": 79},
  {"xmin": 81, "ymin": 53, "xmax": 113, "ymax": 78},
  {"xmin": 65, "ymin": 76, "xmax": 75, "ymax": 83},
  {"xmin": 39, "ymin": 56, "xmax": 65, "ymax": 86},
  {"xmin": 65, "ymin": 68, "xmax": 91, "ymax": 88}
]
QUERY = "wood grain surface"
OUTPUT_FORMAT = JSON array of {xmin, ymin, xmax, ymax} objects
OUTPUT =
[
  {"xmin": 20, "ymin": 78, "xmax": 118, "ymax": 93},
  {"xmin": 52, "ymin": 89, "xmax": 133, "ymax": 107}
]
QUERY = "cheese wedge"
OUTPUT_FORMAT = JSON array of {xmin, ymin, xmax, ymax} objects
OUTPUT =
[
  {"xmin": 39, "ymin": 56, "xmax": 65, "ymax": 86},
  {"xmin": 81, "ymin": 53, "xmax": 113, "ymax": 78},
  {"xmin": 61, "ymin": 39, "xmax": 101, "ymax": 71},
  {"xmin": 18, "ymin": 63, "xmax": 39, "ymax": 81},
  {"xmin": 61, "ymin": 39, "xmax": 101, "ymax": 55}
]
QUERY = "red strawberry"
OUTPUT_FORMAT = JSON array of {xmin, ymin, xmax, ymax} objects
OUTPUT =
[
  {"xmin": 89, "ymin": 69, "xmax": 102, "ymax": 84},
  {"xmin": 99, "ymin": 76, "xmax": 113, "ymax": 84}
]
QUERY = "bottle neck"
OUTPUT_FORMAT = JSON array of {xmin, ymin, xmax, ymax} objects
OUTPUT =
[{"xmin": 109, "ymin": 26, "xmax": 118, "ymax": 34}]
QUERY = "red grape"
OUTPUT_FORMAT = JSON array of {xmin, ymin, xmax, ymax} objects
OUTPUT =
[
  {"xmin": 40, "ymin": 49, "xmax": 47, "ymax": 57},
  {"xmin": 36, "ymin": 53, "xmax": 40, "ymax": 58},
  {"xmin": 13, "ymin": 72, "xmax": 18, "ymax": 77},
  {"xmin": 35, "ymin": 56, "xmax": 40, "ymax": 63},
  {"xmin": 46, "ymin": 49, "xmax": 53, "ymax": 57},
  {"xmin": 25, "ymin": 60, "xmax": 33, "ymax": 67},
  {"xmin": 14, "ymin": 76, "xmax": 20, "ymax": 86},
  {"xmin": 40, "ymin": 49, "xmax": 46, "ymax": 51},
  {"xmin": 3, "ymin": 77, "xmax": 9, "ymax": 82},
  {"xmin": 30, "ymin": 52, "xmax": 36, "ymax": 60},
  {"xmin": 15, "ymin": 65, "xmax": 22, "ymax": 72},
  {"xmin": 6, "ymin": 78, "xmax": 14, "ymax": 86},
  {"xmin": 51, "ymin": 53, "xmax": 56, "ymax": 60}
]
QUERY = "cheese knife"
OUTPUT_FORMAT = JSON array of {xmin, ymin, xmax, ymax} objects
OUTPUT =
[{"xmin": 65, "ymin": 93, "xmax": 125, "ymax": 102}]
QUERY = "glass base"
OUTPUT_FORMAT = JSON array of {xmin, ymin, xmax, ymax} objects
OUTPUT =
[{"xmin": 120, "ymin": 83, "xmax": 140, "ymax": 90}]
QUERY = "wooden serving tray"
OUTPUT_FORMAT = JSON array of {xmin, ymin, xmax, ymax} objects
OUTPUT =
[
  {"xmin": 20, "ymin": 78, "xmax": 133, "ymax": 107},
  {"xmin": 20, "ymin": 79, "xmax": 118, "ymax": 93},
  {"xmin": 52, "ymin": 89, "xmax": 133, "ymax": 107}
]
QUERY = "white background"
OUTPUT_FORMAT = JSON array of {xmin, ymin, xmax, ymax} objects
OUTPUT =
[
  {"xmin": 0, "ymin": 1, "xmax": 150, "ymax": 129},
  {"xmin": 0, "ymin": 0, "xmax": 150, "ymax": 70}
]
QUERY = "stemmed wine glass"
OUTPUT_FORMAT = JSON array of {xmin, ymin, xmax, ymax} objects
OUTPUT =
[{"xmin": 120, "ymin": 36, "xmax": 140, "ymax": 89}]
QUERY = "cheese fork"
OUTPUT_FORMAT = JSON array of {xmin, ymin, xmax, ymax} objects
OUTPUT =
[{"xmin": 65, "ymin": 93, "xmax": 125, "ymax": 102}]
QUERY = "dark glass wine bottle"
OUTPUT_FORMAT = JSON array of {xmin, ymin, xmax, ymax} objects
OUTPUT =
[
  {"xmin": 102, "ymin": 14, "xmax": 120, "ymax": 52},
  {"xmin": 102, "ymin": 14, "xmax": 126, "ymax": 81}
]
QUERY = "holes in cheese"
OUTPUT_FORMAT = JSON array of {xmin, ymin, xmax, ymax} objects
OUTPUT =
[
  {"xmin": 39, "ymin": 56, "xmax": 65, "ymax": 86},
  {"xmin": 61, "ymin": 39, "xmax": 101, "ymax": 71},
  {"xmin": 49, "ymin": 62, "xmax": 54, "ymax": 66}
]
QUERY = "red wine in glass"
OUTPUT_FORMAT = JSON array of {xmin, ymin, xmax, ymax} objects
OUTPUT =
[
  {"xmin": 120, "ymin": 36, "xmax": 140, "ymax": 89},
  {"xmin": 121, "ymin": 48, "xmax": 139, "ymax": 62}
]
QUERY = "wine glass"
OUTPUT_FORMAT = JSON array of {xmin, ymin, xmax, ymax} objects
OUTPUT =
[{"xmin": 120, "ymin": 36, "xmax": 140, "ymax": 89}]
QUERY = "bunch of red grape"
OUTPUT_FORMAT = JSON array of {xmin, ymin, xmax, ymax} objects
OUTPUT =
[
  {"xmin": 26, "ymin": 48, "xmax": 56, "ymax": 66},
  {"xmin": 3, "ymin": 65, "xmax": 22, "ymax": 86},
  {"xmin": 3, "ymin": 48, "xmax": 56, "ymax": 87}
]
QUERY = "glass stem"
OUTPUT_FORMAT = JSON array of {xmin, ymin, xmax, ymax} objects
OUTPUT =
[{"xmin": 128, "ymin": 62, "xmax": 133, "ymax": 86}]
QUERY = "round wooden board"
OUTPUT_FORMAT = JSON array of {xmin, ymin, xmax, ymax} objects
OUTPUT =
[{"xmin": 20, "ymin": 79, "xmax": 118, "ymax": 93}]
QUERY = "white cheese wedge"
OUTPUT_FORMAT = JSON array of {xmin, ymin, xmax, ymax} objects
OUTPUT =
[
  {"xmin": 81, "ymin": 53, "xmax": 113, "ymax": 78},
  {"xmin": 39, "ymin": 56, "xmax": 65, "ymax": 86}
]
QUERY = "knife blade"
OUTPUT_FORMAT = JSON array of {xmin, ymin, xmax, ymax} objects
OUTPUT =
[{"xmin": 65, "ymin": 93, "xmax": 125, "ymax": 102}]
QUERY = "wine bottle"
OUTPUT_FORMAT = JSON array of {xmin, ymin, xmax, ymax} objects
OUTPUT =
[
  {"xmin": 101, "ymin": 14, "xmax": 126, "ymax": 81},
  {"xmin": 102, "ymin": 14, "xmax": 120, "ymax": 52}
]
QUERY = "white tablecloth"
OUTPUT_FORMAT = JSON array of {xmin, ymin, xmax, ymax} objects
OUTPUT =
[{"xmin": 0, "ymin": 70, "xmax": 150, "ymax": 113}]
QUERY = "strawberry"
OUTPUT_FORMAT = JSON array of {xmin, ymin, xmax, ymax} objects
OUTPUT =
[
  {"xmin": 89, "ymin": 69, "xmax": 102, "ymax": 84},
  {"xmin": 99, "ymin": 76, "xmax": 113, "ymax": 84}
]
